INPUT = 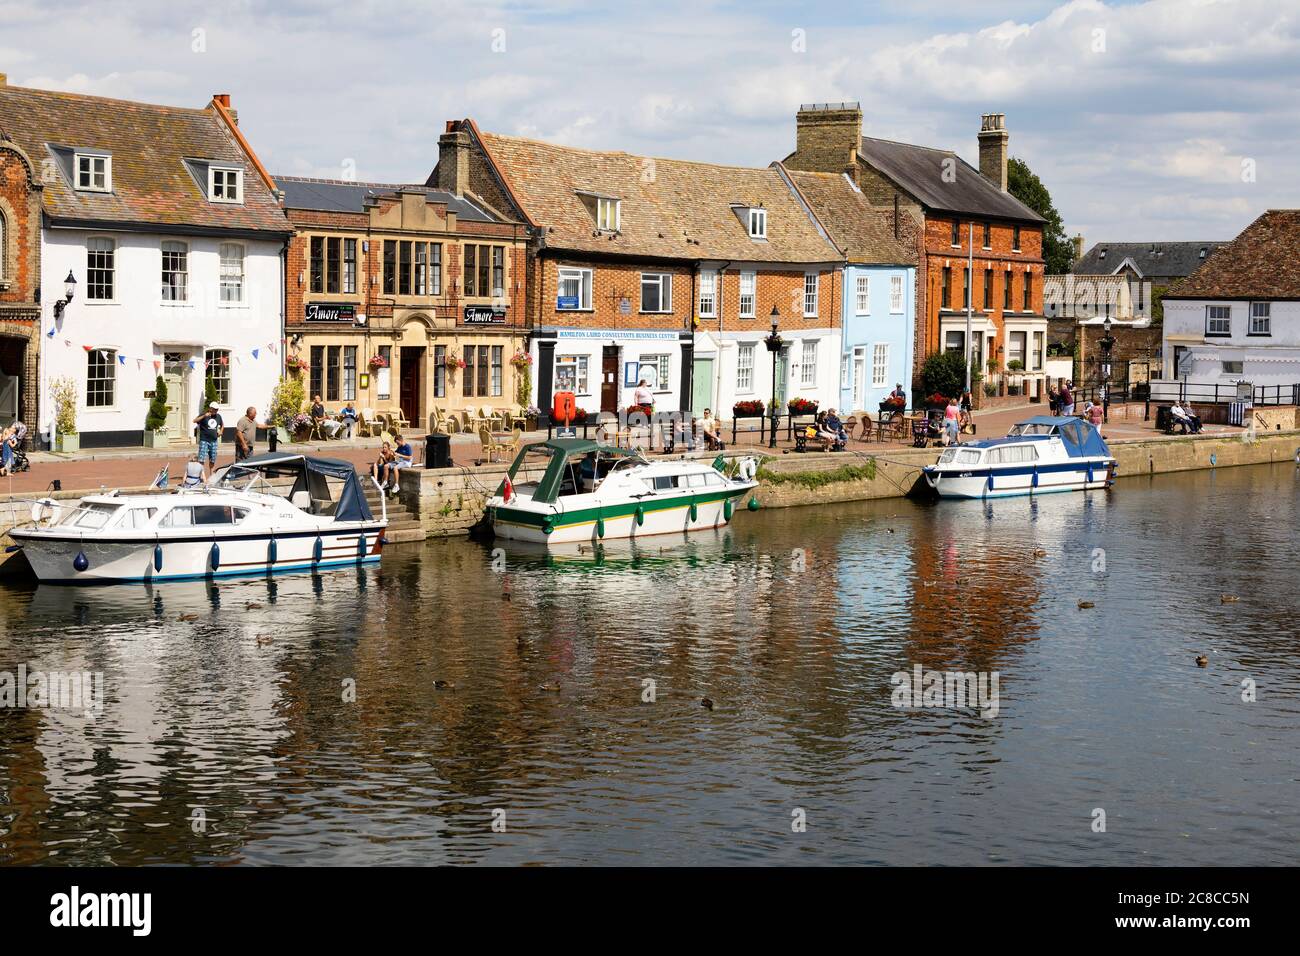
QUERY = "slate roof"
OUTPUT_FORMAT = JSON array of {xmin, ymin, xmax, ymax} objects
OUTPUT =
[
  {"xmin": 276, "ymin": 176, "xmax": 496, "ymax": 222},
  {"xmin": 1074, "ymin": 241, "xmax": 1226, "ymax": 279},
  {"xmin": 856, "ymin": 136, "xmax": 1044, "ymax": 224},
  {"xmin": 782, "ymin": 168, "xmax": 915, "ymax": 265},
  {"xmin": 0, "ymin": 84, "xmax": 289, "ymax": 234},
  {"xmin": 471, "ymin": 128, "xmax": 841, "ymax": 262},
  {"xmin": 1163, "ymin": 210, "xmax": 1300, "ymax": 300}
]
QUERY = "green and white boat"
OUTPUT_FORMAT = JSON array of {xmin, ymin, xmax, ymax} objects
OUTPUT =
[{"xmin": 486, "ymin": 439, "xmax": 759, "ymax": 544}]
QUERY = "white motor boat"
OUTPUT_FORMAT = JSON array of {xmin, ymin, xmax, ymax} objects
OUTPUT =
[
  {"xmin": 921, "ymin": 415, "xmax": 1116, "ymax": 499},
  {"xmin": 8, "ymin": 453, "xmax": 387, "ymax": 584},
  {"xmin": 486, "ymin": 438, "xmax": 759, "ymax": 544}
]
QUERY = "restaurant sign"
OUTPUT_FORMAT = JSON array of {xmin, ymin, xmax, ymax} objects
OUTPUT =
[
  {"xmin": 305, "ymin": 302, "xmax": 358, "ymax": 323},
  {"xmin": 464, "ymin": 306, "xmax": 507, "ymax": 325}
]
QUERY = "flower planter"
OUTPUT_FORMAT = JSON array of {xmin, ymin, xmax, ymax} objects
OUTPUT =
[
  {"xmin": 56, "ymin": 434, "xmax": 79, "ymax": 454},
  {"xmin": 142, "ymin": 429, "xmax": 168, "ymax": 449}
]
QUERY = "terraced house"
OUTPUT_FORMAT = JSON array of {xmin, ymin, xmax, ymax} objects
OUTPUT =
[
  {"xmin": 786, "ymin": 104, "xmax": 1048, "ymax": 401},
  {"xmin": 0, "ymin": 81, "xmax": 290, "ymax": 448},
  {"xmin": 278, "ymin": 176, "xmax": 529, "ymax": 430},
  {"xmin": 428, "ymin": 120, "xmax": 847, "ymax": 423},
  {"xmin": 0, "ymin": 74, "xmax": 42, "ymax": 432}
]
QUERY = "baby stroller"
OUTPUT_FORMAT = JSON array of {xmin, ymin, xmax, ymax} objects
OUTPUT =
[{"xmin": 5, "ymin": 421, "xmax": 30, "ymax": 473}]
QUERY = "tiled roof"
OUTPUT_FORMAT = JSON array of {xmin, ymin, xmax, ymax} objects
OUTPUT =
[
  {"xmin": 1074, "ymin": 241, "xmax": 1226, "ymax": 279},
  {"xmin": 473, "ymin": 129, "xmax": 840, "ymax": 262},
  {"xmin": 1164, "ymin": 210, "xmax": 1300, "ymax": 299},
  {"xmin": 0, "ymin": 84, "xmax": 289, "ymax": 234},
  {"xmin": 276, "ymin": 176, "xmax": 497, "ymax": 222},
  {"xmin": 783, "ymin": 168, "xmax": 915, "ymax": 265},
  {"xmin": 856, "ymin": 136, "xmax": 1045, "ymax": 224}
]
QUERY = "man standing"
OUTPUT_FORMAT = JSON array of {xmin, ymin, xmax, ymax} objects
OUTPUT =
[
  {"xmin": 235, "ymin": 407, "xmax": 260, "ymax": 462},
  {"xmin": 1060, "ymin": 381, "xmax": 1075, "ymax": 417},
  {"xmin": 193, "ymin": 401, "xmax": 224, "ymax": 480}
]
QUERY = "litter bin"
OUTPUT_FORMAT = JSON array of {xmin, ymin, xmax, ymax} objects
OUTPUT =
[{"xmin": 425, "ymin": 432, "xmax": 451, "ymax": 469}]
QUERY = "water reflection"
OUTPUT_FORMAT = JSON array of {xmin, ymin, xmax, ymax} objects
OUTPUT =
[{"xmin": 2, "ymin": 462, "xmax": 1299, "ymax": 865}]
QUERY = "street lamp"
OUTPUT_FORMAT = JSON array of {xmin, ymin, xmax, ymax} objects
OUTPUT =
[
  {"xmin": 53, "ymin": 271, "xmax": 77, "ymax": 318},
  {"xmin": 1099, "ymin": 316, "xmax": 1116, "ymax": 420},
  {"xmin": 764, "ymin": 305, "xmax": 783, "ymax": 450}
]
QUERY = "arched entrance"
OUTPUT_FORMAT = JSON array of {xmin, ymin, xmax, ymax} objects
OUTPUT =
[
  {"xmin": 397, "ymin": 315, "xmax": 432, "ymax": 431},
  {"xmin": 0, "ymin": 329, "xmax": 33, "ymax": 428}
]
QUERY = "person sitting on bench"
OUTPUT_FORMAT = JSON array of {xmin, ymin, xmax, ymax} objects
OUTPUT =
[
  {"xmin": 699, "ymin": 408, "xmax": 725, "ymax": 450},
  {"xmin": 817, "ymin": 409, "xmax": 847, "ymax": 451},
  {"xmin": 1170, "ymin": 401, "xmax": 1202, "ymax": 434}
]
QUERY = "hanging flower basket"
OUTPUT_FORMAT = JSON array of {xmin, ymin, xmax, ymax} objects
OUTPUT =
[
  {"xmin": 444, "ymin": 355, "xmax": 467, "ymax": 371},
  {"xmin": 368, "ymin": 354, "xmax": 389, "ymax": 369},
  {"xmin": 285, "ymin": 355, "xmax": 308, "ymax": 372},
  {"xmin": 509, "ymin": 350, "xmax": 533, "ymax": 369}
]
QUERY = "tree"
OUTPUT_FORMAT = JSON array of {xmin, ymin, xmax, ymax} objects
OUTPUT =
[
  {"xmin": 1007, "ymin": 157, "xmax": 1072, "ymax": 275},
  {"xmin": 204, "ymin": 375, "xmax": 220, "ymax": 409},
  {"xmin": 920, "ymin": 350, "xmax": 980, "ymax": 399}
]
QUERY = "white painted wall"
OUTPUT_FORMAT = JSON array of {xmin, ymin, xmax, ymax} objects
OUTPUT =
[
  {"xmin": 1163, "ymin": 298, "xmax": 1300, "ymax": 387},
  {"xmin": 706, "ymin": 327, "xmax": 842, "ymax": 419},
  {"xmin": 39, "ymin": 228, "xmax": 284, "ymax": 443}
]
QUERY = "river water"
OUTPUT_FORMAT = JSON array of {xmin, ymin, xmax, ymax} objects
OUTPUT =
[{"xmin": 1, "ymin": 462, "xmax": 1298, "ymax": 866}]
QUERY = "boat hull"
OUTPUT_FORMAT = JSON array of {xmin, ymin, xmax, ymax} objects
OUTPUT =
[
  {"xmin": 923, "ymin": 460, "xmax": 1114, "ymax": 499},
  {"xmin": 490, "ymin": 486, "xmax": 754, "ymax": 545},
  {"xmin": 9, "ymin": 523, "xmax": 386, "ymax": 584}
]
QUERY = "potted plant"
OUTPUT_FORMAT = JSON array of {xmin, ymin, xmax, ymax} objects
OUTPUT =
[
  {"xmin": 732, "ymin": 399, "xmax": 764, "ymax": 418},
  {"xmin": 1006, "ymin": 359, "xmax": 1024, "ymax": 396},
  {"xmin": 786, "ymin": 396, "xmax": 819, "ymax": 416},
  {"xmin": 289, "ymin": 412, "xmax": 313, "ymax": 440},
  {"xmin": 269, "ymin": 374, "xmax": 306, "ymax": 443},
  {"xmin": 51, "ymin": 376, "xmax": 79, "ymax": 453},
  {"xmin": 144, "ymin": 375, "xmax": 169, "ymax": 448}
]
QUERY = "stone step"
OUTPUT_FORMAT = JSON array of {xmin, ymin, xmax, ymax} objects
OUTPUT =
[{"xmin": 383, "ymin": 527, "xmax": 426, "ymax": 544}]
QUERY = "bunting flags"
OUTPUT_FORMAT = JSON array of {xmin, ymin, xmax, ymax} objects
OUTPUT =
[{"xmin": 45, "ymin": 337, "xmax": 289, "ymax": 372}]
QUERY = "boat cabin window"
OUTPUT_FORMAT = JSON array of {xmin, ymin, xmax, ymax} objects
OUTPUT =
[
  {"xmin": 652, "ymin": 475, "xmax": 681, "ymax": 491},
  {"xmin": 119, "ymin": 507, "xmax": 158, "ymax": 529},
  {"xmin": 58, "ymin": 503, "xmax": 121, "ymax": 530},
  {"xmin": 939, "ymin": 448, "xmax": 982, "ymax": 465},
  {"xmin": 1008, "ymin": 422, "xmax": 1057, "ymax": 436},
  {"xmin": 986, "ymin": 444, "xmax": 1039, "ymax": 464},
  {"xmin": 160, "ymin": 505, "xmax": 237, "ymax": 527}
]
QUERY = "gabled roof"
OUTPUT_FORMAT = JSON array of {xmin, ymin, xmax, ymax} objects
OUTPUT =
[
  {"xmin": 782, "ymin": 168, "xmax": 915, "ymax": 265},
  {"xmin": 276, "ymin": 176, "xmax": 497, "ymax": 222},
  {"xmin": 856, "ymin": 136, "xmax": 1044, "ymax": 225},
  {"xmin": 1074, "ymin": 241, "xmax": 1225, "ymax": 279},
  {"xmin": 0, "ymin": 84, "xmax": 289, "ymax": 235},
  {"xmin": 468, "ymin": 127, "xmax": 841, "ymax": 262},
  {"xmin": 1163, "ymin": 210, "xmax": 1300, "ymax": 300}
]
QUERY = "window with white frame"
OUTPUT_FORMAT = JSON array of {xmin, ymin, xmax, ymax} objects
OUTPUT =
[
  {"xmin": 76, "ymin": 153, "xmax": 111, "ymax": 192},
  {"xmin": 1249, "ymin": 302, "xmax": 1271, "ymax": 335},
  {"xmin": 698, "ymin": 271, "xmax": 717, "ymax": 318},
  {"xmin": 739, "ymin": 271, "xmax": 755, "ymax": 317},
  {"xmin": 219, "ymin": 242, "xmax": 245, "ymax": 303},
  {"xmin": 554, "ymin": 354, "xmax": 589, "ymax": 393},
  {"xmin": 737, "ymin": 343, "xmax": 754, "ymax": 391},
  {"xmin": 596, "ymin": 197, "xmax": 620, "ymax": 231},
  {"xmin": 748, "ymin": 208, "xmax": 767, "ymax": 239},
  {"xmin": 209, "ymin": 166, "xmax": 243, "ymax": 203},
  {"xmin": 890, "ymin": 275, "xmax": 904, "ymax": 313},
  {"xmin": 872, "ymin": 343, "xmax": 889, "ymax": 388},
  {"xmin": 87, "ymin": 348, "xmax": 116, "ymax": 407},
  {"xmin": 161, "ymin": 241, "xmax": 188, "ymax": 302},
  {"xmin": 840, "ymin": 351, "xmax": 849, "ymax": 389},
  {"xmin": 557, "ymin": 267, "xmax": 592, "ymax": 310},
  {"xmin": 642, "ymin": 353, "xmax": 671, "ymax": 389},
  {"xmin": 800, "ymin": 340, "xmax": 817, "ymax": 385},
  {"xmin": 803, "ymin": 272, "xmax": 818, "ymax": 317},
  {"xmin": 86, "ymin": 237, "xmax": 115, "ymax": 300},
  {"xmin": 1206, "ymin": 305, "xmax": 1231, "ymax": 335},
  {"xmin": 855, "ymin": 275, "xmax": 870, "ymax": 314},
  {"xmin": 205, "ymin": 349, "xmax": 231, "ymax": 404},
  {"xmin": 640, "ymin": 273, "xmax": 672, "ymax": 313}
]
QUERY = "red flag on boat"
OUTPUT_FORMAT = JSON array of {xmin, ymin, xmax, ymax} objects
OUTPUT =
[{"xmin": 502, "ymin": 475, "xmax": 514, "ymax": 503}]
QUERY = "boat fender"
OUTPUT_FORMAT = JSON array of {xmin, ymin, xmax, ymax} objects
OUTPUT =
[
  {"xmin": 596, "ymin": 516, "xmax": 605, "ymax": 538},
  {"xmin": 267, "ymin": 537, "xmax": 278, "ymax": 565},
  {"xmin": 634, "ymin": 505, "xmax": 645, "ymax": 527},
  {"xmin": 724, "ymin": 499, "xmax": 734, "ymax": 521},
  {"xmin": 357, "ymin": 534, "xmax": 367, "ymax": 561},
  {"xmin": 1031, "ymin": 467, "xmax": 1039, "ymax": 489},
  {"xmin": 736, "ymin": 457, "xmax": 758, "ymax": 482},
  {"xmin": 154, "ymin": 543, "xmax": 163, "ymax": 573},
  {"xmin": 312, "ymin": 536, "xmax": 323, "ymax": 564},
  {"xmin": 747, "ymin": 497, "xmax": 760, "ymax": 512},
  {"xmin": 689, "ymin": 502, "xmax": 698, "ymax": 522},
  {"xmin": 209, "ymin": 541, "xmax": 221, "ymax": 572},
  {"xmin": 985, "ymin": 473, "xmax": 994, "ymax": 493},
  {"xmin": 1086, "ymin": 464, "xmax": 1094, "ymax": 484},
  {"xmin": 73, "ymin": 550, "xmax": 89, "ymax": 573}
]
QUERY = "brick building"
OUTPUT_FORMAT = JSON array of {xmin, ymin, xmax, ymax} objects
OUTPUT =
[
  {"xmin": 0, "ymin": 73, "xmax": 41, "ymax": 433},
  {"xmin": 428, "ymin": 120, "xmax": 846, "ymax": 422},
  {"xmin": 786, "ymin": 105, "xmax": 1049, "ymax": 400},
  {"xmin": 278, "ymin": 177, "xmax": 529, "ymax": 429}
]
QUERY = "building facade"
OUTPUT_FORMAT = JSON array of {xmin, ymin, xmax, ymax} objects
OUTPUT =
[
  {"xmin": 0, "ymin": 75, "xmax": 41, "ymax": 432},
  {"xmin": 0, "ymin": 83, "xmax": 290, "ymax": 448},
  {"xmin": 1162, "ymin": 209, "xmax": 1300, "ymax": 391},
  {"xmin": 785, "ymin": 105, "xmax": 1048, "ymax": 401},
  {"xmin": 279, "ymin": 177, "xmax": 529, "ymax": 431}
]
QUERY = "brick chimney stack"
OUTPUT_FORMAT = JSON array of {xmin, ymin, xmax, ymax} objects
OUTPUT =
[
  {"xmin": 1072, "ymin": 233, "xmax": 1085, "ymax": 263},
  {"xmin": 789, "ymin": 102, "xmax": 863, "ymax": 183},
  {"xmin": 438, "ymin": 125, "xmax": 471, "ymax": 198},
  {"xmin": 978, "ymin": 113, "xmax": 1009, "ymax": 192},
  {"xmin": 0, "ymin": 73, "xmax": 8, "ymax": 87}
]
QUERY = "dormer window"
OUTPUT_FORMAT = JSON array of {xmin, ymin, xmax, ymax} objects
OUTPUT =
[
  {"xmin": 748, "ymin": 208, "xmax": 767, "ymax": 239},
  {"xmin": 209, "ymin": 166, "xmax": 243, "ymax": 203},
  {"xmin": 596, "ymin": 196, "xmax": 620, "ymax": 232},
  {"xmin": 75, "ymin": 153, "xmax": 111, "ymax": 192}
]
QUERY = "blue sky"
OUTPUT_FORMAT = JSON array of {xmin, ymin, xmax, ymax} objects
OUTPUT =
[{"xmin": 4, "ymin": 0, "xmax": 1297, "ymax": 244}]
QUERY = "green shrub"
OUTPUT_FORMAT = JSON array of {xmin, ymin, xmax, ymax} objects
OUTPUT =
[
  {"xmin": 268, "ymin": 375, "xmax": 306, "ymax": 430},
  {"xmin": 145, "ymin": 376, "xmax": 169, "ymax": 431},
  {"xmin": 51, "ymin": 377, "xmax": 79, "ymax": 436}
]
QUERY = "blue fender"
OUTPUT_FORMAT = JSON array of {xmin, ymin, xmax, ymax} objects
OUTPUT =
[
  {"xmin": 312, "ymin": 536, "xmax": 323, "ymax": 564},
  {"xmin": 209, "ymin": 541, "xmax": 221, "ymax": 572},
  {"xmin": 154, "ymin": 543, "xmax": 163, "ymax": 572},
  {"xmin": 73, "ymin": 550, "xmax": 89, "ymax": 572}
]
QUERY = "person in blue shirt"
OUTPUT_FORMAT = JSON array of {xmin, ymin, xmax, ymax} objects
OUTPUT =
[
  {"xmin": 338, "ymin": 402, "xmax": 359, "ymax": 439},
  {"xmin": 386, "ymin": 433, "xmax": 414, "ymax": 495}
]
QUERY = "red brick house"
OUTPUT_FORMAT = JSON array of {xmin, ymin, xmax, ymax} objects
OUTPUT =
[{"xmin": 0, "ymin": 73, "xmax": 43, "ymax": 433}]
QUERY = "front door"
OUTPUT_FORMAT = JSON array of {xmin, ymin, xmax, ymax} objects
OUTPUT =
[
  {"xmin": 692, "ymin": 357, "xmax": 713, "ymax": 413},
  {"xmin": 852, "ymin": 346, "xmax": 866, "ymax": 410},
  {"xmin": 399, "ymin": 346, "xmax": 424, "ymax": 428},
  {"xmin": 601, "ymin": 346, "xmax": 619, "ymax": 413},
  {"xmin": 775, "ymin": 347, "xmax": 789, "ymax": 407},
  {"xmin": 162, "ymin": 352, "xmax": 189, "ymax": 442}
]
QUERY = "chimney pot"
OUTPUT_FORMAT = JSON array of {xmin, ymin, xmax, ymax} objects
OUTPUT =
[
  {"xmin": 0, "ymin": 73, "xmax": 8, "ymax": 88},
  {"xmin": 214, "ymin": 93, "xmax": 231, "ymax": 108},
  {"xmin": 437, "ymin": 127, "xmax": 471, "ymax": 198},
  {"xmin": 977, "ymin": 112, "xmax": 1009, "ymax": 192}
]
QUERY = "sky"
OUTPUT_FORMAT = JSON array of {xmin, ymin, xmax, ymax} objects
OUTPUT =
[{"xmin": 3, "ymin": 0, "xmax": 1298, "ymax": 244}]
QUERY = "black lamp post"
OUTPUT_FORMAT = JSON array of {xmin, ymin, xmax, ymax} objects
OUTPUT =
[
  {"xmin": 1099, "ymin": 316, "xmax": 1116, "ymax": 420},
  {"xmin": 764, "ymin": 305, "xmax": 783, "ymax": 449},
  {"xmin": 53, "ymin": 271, "xmax": 77, "ymax": 318}
]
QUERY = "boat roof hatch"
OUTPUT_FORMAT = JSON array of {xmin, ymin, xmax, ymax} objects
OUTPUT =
[{"xmin": 217, "ymin": 452, "xmax": 374, "ymax": 521}]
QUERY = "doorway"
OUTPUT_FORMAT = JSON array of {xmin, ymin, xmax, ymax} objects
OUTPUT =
[
  {"xmin": 851, "ymin": 346, "xmax": 866, "ymax": 410},
  {"xmin": 399, "ymin": 346, "xmax": 424, "ymax": 428},
  {"xmin": 775, "ymin": 347, "xmax": 790, "ymax": 407},
  {"xmin": 692, "ymin": 357, "xmax": 713, "ymax": 413},
  {"xmin": 0, "ymin": 338, "xmax": 24, "ymax": 427},
  {"xmin": 601, "ymin": 346, "xmax": 619, "ymax": 414},
  {"xmin": 162, "ymin": 352, "xmax": 190, "ymax": 443}
]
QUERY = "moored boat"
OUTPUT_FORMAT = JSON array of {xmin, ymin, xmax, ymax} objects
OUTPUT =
[
  {"xmin": 8, "ymin": 453, "xmax": 386, "ymax": 584},
  {"xmin": 486, "ymin": 438, "xmax": 759, "ymax": 544},
  {"xmin": 922, "ymin": 415, "xmax": 1116, "ymax": 499}
]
